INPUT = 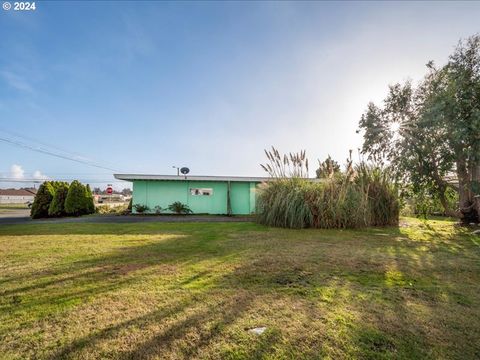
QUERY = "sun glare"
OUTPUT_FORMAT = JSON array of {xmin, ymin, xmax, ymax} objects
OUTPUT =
[
  {"xmin": 390, "ymin": 121, "xmax": 401, "ymax": 140},
  {"xmin": 390, "ymin": 122, "xmax": 401, "ymax": 133}
]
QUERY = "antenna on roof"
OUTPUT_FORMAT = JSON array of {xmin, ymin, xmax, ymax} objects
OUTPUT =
[{"xmin": 180, "ymin": 167, "xmax": 190, "ymax": 179}]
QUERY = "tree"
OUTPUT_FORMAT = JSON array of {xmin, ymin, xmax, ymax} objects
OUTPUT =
[
  {"xmin": 30, "ymin": 181, "xmax": 55, "ymax": 219},
  {"xmin": 65, "ymin": 180, "xmax": 95, "ymax": 216},
  {"xmin": 358, "ymin": 35, "xmax": 480, "ymax": 222},
  {"xmin": 65, "ymin": 181, "xmax": 85, "ymax": 216},
  {"xmin": 84, "ymin": 184, "xmax": 95, "ymax": 214},
  {"xmin": 48, "ymin": 182, "xmax": 69, "ymax": 217},
  {"xmin": 443, "ymin": 36, "xmax": 480, "ymax": 221},
  {"xmin": 121, "ymin": 188, "xmax": 132, "ymax": 196},
  {"xmin": 316, "ymin": 155, "xmax": 341, "ymax": 179}
]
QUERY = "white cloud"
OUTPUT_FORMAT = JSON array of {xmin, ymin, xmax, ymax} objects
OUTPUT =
[
  {"xmin": 10, "ymin": 164, "xmax": 25, "ymax": 179},
  {"xmin": 2, "ymin": 165, "xmax": 48, "ymax": 182},
  {"xmin": 32, "ymin": 170, "xmax": 49, "ymax": 180},
  {"xmin": 0, "ymin": 70, "xmax": 34, "ymax": 93}
]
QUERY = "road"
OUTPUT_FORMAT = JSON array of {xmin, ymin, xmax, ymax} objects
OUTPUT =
[{"xmin": 0, "ymin": 209, "xmax": 253, "ymax": 225}]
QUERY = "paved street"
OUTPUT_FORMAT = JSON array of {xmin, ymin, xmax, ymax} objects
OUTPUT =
[{"xmin": 0, "ymin": 210, "xmax": 253, "ymax": 225}]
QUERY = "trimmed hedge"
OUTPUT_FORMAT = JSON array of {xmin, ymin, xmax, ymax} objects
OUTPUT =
[
  {"xmin": 65, "ymin": 180, "xmax": 94, "ymax": 216},
  {"xmin": 30, "ymin": 180, "xmax": 95, "ymax": 219},
  {"xmin": 30, "ymin": 182, "xmax": 56, "ymax": 219},
  {"xmin": 48, "ymin": 182, "xmax": 70, "ymax": 217}
]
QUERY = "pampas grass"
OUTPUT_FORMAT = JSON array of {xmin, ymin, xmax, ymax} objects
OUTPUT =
[{"xmin": 256, "ymin": 163, "xmax": 399, "ymax": 229}]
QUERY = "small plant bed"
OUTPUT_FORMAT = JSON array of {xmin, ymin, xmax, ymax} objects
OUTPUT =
[{"xmin": 132, "ymin": 201, "xmax": 193, "ymax": 215}]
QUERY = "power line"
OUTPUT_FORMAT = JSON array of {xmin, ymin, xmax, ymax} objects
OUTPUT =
[
  {"xmin": 0, "ymin": 136, "xmax": 118, "ymax": 172},
  {"xmin": 0, "ymin": 127, "xmax": 94, "ymax": 162},
  {"xmin": 0, "ymin": 178, "xmax": 44, "ymax": 183}
]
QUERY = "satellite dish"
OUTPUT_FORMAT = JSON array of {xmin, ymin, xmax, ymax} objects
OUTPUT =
[{"xmin": 180, "ymin": 167, "xmax": 190, "ymax": 175}]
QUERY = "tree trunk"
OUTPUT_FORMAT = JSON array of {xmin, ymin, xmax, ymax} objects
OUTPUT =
[
  {"xmin": 457, "ymin": 158, "xmax": 470, "ymax": 210},
  {"xmin": 474, "ymin": 196, "xmax": 480, "ymax": 219},
  {"xmin": 437, "ymin": 187, "xmax": 459, "ymax": 218},
  {"xmin": 429, "ymin": 159, "xmax": 460, "ymax": 217},
  {"xmin": 457, "ymin": 158, "xmax": 479, "ymax": 223},
  {"xmin": 472, "ymin": 164, "xmax": 480, "ymax": 222}
]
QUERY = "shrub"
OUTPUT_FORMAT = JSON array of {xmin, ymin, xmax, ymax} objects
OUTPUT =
[
  {"xmin": 256, "ymin": 164, "xmax": 399, "ymax": 229},
  {"xmin": 168, "ymin": 201, "xmax": 192, "ymax": 215},
  {"xmin": 154, "ymin": 205, "xmax": 163, "ymax": 214},
  {"xmin": 133, "ymin": 204, "xmax": 150, "ymax": 214},
  {"xmin": 355, "ymin": 163, "xmax": 399, "ymax": 226},
  {"xmin": 401, "ymin": 187, "xmax": 458, "ymax": 219},
  {"xmin": 30, "ymin": 181, "xmax": 55, "ymax": 219},
  {"xmin": 96, "ymin": 204, "xmax": 128, "ymax": 215},
  {"xmin": 48, "ymin": 182, "xmax": 69, "ymax": 217},
  {"xmin": 84, "ymin": 185, "xmax": 95, "ymax": 214},
  {"xmin": 65, "ymin": 180, "xmax": 95, "ymax": 216}
]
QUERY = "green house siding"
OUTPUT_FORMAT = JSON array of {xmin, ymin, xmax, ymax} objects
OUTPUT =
[{"xmin": 132, "ymin": 180, "xmax": 259, "ymax": 215}]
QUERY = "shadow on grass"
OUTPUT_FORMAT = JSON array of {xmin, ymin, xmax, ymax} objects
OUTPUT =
[
  {"xmin": 0, "ymin": 231, "xmax": 244, "ymax": 317},
  {"xmin": 1, "ymin": 219, "xmax": 479, "ymax": 359}
]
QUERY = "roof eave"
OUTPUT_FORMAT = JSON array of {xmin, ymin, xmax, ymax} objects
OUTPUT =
[{"xmin": 114, "ymin": 174, "xmax": 322, "ymax": 183}]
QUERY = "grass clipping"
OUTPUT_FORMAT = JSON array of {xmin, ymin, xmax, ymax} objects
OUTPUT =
[{"xmin": 256, "ymin": 164, "xmax": 399, "ymax": 229}]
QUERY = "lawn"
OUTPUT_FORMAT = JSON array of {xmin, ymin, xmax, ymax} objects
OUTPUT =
[
  {"xmin": 0, "ymin": 218, "xmax": 479, "ymax": 359},
  {"xmin": 0, "ymin": 204, "xmax": 28, "ymax": 213}
]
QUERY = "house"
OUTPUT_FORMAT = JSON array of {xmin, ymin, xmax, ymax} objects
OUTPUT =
[
  {"xmin": 0, "ymin": 188, "xmax": 37, "ymax": 204},
  {"xmin": 114, "ymin": 174, "xmax": 272, "ymax": 215}
]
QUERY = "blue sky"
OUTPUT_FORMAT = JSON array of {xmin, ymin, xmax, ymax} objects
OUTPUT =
[{"xmin": 1, "ymin": 1, "xmax": 480, "ymax": 189}]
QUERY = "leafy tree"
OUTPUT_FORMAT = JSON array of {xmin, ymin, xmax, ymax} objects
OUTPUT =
[
  {"xmin": 316, "ymin": 155, "xmax": 341, "ymax": 179},
  {"xmin": 48, "ymin": 182, "xmax": 69, "ymax": 217},
  {"xmin": 358, "ymin": 35, "xmax": 480, "ymax": 222},
  {"xmin": 30, "ymin": 181, "xmax": 55, "ymax": 219}
]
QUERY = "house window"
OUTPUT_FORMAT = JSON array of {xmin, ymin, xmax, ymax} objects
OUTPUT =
[{"xmin": 190, "ymin": 188, "xmax": 213, "ymax": 196}]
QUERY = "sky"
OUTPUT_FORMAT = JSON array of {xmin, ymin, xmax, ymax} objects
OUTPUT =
[{"xmin": 1, "ymin": 1, "xmax": 480, "ymax": 189}]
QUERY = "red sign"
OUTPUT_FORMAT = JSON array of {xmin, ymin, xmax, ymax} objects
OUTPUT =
[{"xmin": 106, "ymin": 187, "xmax": 113, "ymax": 195}]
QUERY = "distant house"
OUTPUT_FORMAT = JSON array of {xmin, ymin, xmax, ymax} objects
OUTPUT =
[
  {"xmin": 0, "ymin": 188, "xmax": 37, "ymax": 204},
  {"xmin": 93, "ymin": 194, "xmax": 129, "ymax": 203}
]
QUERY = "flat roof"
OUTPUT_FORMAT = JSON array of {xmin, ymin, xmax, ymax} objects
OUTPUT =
[{"xmin": 114, "ymin": 174, "xmax": 274, "ymax": 182}]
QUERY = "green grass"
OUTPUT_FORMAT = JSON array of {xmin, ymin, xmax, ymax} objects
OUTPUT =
[
  {"xmin": 0, "ymin": 203, "xmax": 28, "ymax": 213},
  {"xmin": 0, "ymin": 218, "xmax": 479, "ymax": 359}
]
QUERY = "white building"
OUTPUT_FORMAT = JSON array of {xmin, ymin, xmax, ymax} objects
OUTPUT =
[{"xmin": 0, "ymin": 189, "xmax": 36, "ymax": 204}]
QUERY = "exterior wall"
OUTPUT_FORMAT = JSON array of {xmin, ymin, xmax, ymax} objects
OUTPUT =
[
  {"xmin": 0, "ymin": 195, "xmax": 34, "ymax": 204},
  {"xmin": 249, "ymin": 182, "xmax": 257, "ymax": 213},
  {"xmin": 132, "ymin": 180, "xmax": 258, "ymax": 215},
  {"xmin": 230, "ymin": 182, "xmax": 250, "ymax": 214}
]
